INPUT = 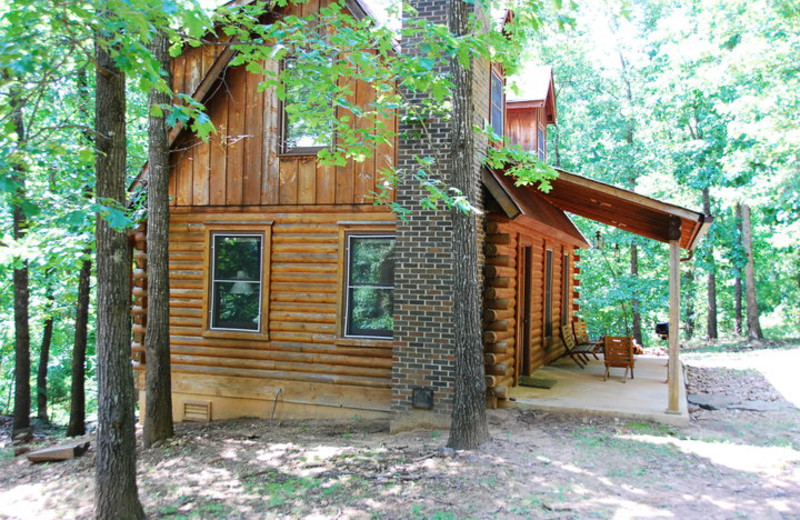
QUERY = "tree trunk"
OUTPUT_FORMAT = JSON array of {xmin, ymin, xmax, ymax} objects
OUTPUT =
[
  {"xmin": 740, "ymin": 203, "xmax": 763, "ymax": 340},
  {"xmin": 10, "ymin": 84, "xmax": 31, "ymax": 434},
  {"xmin": 617, "ymin": 51, "xmax": 641, "ymax": 347},
  {"xmin": 68, "ymin": 66, "xmax": 93, "ymax": 438},
  {"xmin": 630, "ymin": 244, "xmax": 643, "ymax": 346},
  {"xmin": 703, "ymin": 188, "xmax": 717, "ymax": 339},
  {"xmin": 445, "ymin": 0, "xmax": 488, "ymax": 451},
  {"xmin": 552, "ymin": 126, "xmax": 561, "ymax": 168},
  {"xmin": 682, "ymin": 264, "xmax": 696, "ymax": 339},
  {"xmin": 67, "ymin": 255, "xmax": 91, "ymax": 437},
  {"xmin": 734, "ymin": 204, "xmax": 743, "ymax": 336},
  {"xmin": 734, "ymin": 275, "xmax": 743, "ymax": 336},
  {"xmin": 143, "ymin": 29, "xmax": 174, "ymax": 448},
  {"xmin": 37, "ymin": 274, "xmax": 55, "ymax": 423},
  {"xmin": 93, "ymin": 36, "xmax": 146, "ymax": 520},
  {"xmin": 707, "ymin": 270, "xmax": 718, "ymax": 339}
]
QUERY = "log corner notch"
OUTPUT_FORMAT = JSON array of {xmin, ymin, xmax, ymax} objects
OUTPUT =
[
  {"xmin": 483, "ymin": 222, "xmax": 518, "ymax": 409},
  {"xmin": 130, "ymin": 222, "xmax": 148, "ymax": 366},
  {"xmin": 571, "ymin": 251, "xmax": 581, "ymax": 320}
]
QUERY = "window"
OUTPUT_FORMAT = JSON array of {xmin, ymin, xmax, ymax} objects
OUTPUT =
[
  {"xmin": 538, "ymin": 127, "xmax": 546, "ymax": 161},
  {"xmin": 490, "ymin": 71, "xmax": 504, "ymax": 138},
  {"xmin": 544, "ymin": 249, "xmax": 553, "ymax": 339},
  {"xmin": 210, "ymin": 233, "xmax": 263, "ymax": 332},
  {"xmin": 281, "ymin": 58, "xmax": 333, "ymax": 154},
  {"xmin": 561, "ymin": 253, "xmax": 570, "ymax": 326},
  {"xmin": 344, "ymin": 234, "xmax": 395, "ymax": 338}
]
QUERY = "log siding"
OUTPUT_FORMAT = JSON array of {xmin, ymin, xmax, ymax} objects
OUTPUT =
[{"xmin": 482, "ymin": 213, "xmax": 580, "ymax": 407}]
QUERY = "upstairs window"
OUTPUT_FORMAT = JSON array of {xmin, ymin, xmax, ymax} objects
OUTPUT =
[
  {"xmin": 538, "ymin": 126, "xmax": 546, "ymax": 161},
  {"xmin": 344, "ymin": 234, "xmax": 395, "ymax": 338},
  {"xmin": 490, "ymin": 71, "xmax": 504, "ymax": 138},
  {"xmin": 281, "ymin": 58, "xmax": 334, "ymax": 154},
  {"xmin": 210, "ymin": 233, "xmax": 263, "ymax": 332}
]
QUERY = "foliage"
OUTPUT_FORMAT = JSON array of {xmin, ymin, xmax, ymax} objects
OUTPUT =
[{"xmin": 526, "ymin": 0, "xmax": 800, "ymax": 342}]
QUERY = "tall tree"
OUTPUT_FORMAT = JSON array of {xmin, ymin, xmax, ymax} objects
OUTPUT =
[
  {"xmin": 142, "ymin": 29, "xmax": 174, "ymax": 448},
  {"xmin": 740, "ymin": 203, "xmax": 763, "ymax": 340},
  {"xmin": 446, "ymin": 0, "xmax": 488, "ymax": 450},
  {"xmin": 67, "ymin": 251, "xmax": 91, "ymax": 437},
  {"xmin": 702, "ymin": 188, "xmax": 717, "ymax": 339},
  {"xmin": 67, "ymin": 68, "xmax": 94, "ymax": 438},
  {"xmin": 8, "ymin": 83, "xmax": 31, "ymax": 434},
  {"xmin": 93, "ymin": 31, "xmax": 145, "ymax": 519},
  {"xmin": 36, "ymin": 271, "xmax": 55, "ymax": 422}
]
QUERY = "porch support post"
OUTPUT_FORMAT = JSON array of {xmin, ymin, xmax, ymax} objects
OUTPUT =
[{"xmin": 667, "ymin": 217, "xmax": 682, "ymax": 414}]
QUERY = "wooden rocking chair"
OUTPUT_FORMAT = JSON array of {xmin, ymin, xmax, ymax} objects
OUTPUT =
[
  {"xmin": 558, "ymin": 325, "xmax": 596, "ymax": 369},
  {"xmin": 603, "ymin": 336, "xmax": 635, "ymax": 382}
]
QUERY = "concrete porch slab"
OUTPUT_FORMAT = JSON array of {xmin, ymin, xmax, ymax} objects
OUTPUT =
[{"xmin": 509, "ymin": 354, "xmax": 689, "ymax": 427}]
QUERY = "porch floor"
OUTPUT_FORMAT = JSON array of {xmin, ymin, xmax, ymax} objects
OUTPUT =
[{"xmin": 509, "ymin": 354, "xmax": 689, "ymax": 426}]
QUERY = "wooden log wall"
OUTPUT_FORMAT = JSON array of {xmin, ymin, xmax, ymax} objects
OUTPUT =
[
  {"xmin": 572, "ymin": 251, "xmax": 582, "ymax": 320},
  {"xmin": 483, "ymin": 219, "xmax": 518, "ymax": 405},
  {"xmin": 133, "ymin": 207, "xmax": 395, "ymax": 417},
  {"xmin": 482, "ymin": 215, "xmax": 580, "ymax": 407},
  {"xmin": 131, "ymin": 224, "xmax": 148, "ymax": 368}
]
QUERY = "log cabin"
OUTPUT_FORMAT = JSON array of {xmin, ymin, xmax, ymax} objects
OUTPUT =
[{"xmin": 130, "ymin": 0, "xmax": 712, "ymax": 430}]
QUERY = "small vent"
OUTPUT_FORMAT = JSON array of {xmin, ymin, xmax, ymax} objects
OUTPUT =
[{"xmin": 183, "ymin": 400, "xmax": 212, "ymax": 422}]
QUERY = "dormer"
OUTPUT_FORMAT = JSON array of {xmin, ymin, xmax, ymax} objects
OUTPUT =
[{"xmin": 506, "ymin": 66, "xmax": 557, "ymax": 161}]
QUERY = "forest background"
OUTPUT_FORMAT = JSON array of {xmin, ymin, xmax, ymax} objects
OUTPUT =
[{"xmin": 0, "ymin": 0, "xmax": 798, "ymax": 425}]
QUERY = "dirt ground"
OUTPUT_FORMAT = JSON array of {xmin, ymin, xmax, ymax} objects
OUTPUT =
[{"xmin": 1, "ymin": 348, "xmax": 799, "ymax": 520}]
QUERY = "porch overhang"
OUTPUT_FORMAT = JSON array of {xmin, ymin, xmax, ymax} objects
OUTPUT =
[{"xmin": 545, "ymin": 168, "xmax": 713, "ymax": 251}]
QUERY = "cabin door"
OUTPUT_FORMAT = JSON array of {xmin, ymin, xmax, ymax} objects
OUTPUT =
[{"xmin": 517, "ymin": 243, "xmax": 534, "ymax": 380}]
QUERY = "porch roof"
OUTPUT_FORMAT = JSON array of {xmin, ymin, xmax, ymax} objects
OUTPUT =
[
  {"xmin": 485, "ymin": 167, "xmax": 713, "ymax": 251},
  {"xmin": 547, "ymin": 169, "xmax": 713, "ymax": 251}
]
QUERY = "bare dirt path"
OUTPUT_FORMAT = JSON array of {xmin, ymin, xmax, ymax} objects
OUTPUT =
[{"xmin": 1, "ymin": 348, "xmax": 798, "ymax": 520}]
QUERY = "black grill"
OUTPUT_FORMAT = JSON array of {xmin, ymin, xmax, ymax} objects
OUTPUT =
[{"xmin": 655, "ymin": 322, "xmax": 669, "ymax": 340}]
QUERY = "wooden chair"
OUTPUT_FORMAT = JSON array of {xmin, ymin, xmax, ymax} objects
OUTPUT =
[
  {"xmin": 558, "ymin": 325, "xmax": 596, "ymax": 369},
  {"xmin": 573, "ymin": 320, "xmax": 600, "ymax": 360},
  {"xmin": 603, "ymin": 336, "xmax": 635, "ymax": 382}
]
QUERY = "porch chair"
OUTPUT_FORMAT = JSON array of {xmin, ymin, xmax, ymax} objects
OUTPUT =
[
  {"xmin": 558, "ymin": 325, "xmax": 597, "ymax": 369},
  {"xmin": 573, "ymin": 321, "xmax": 601, "ymax": 359},
  {"xmin": 603, "ymin": 336, "xmax": 635, "ymax": 382}
]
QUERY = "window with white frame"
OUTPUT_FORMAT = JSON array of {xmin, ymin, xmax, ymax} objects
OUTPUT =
[
  {"xmin": 344, "ymin": 234, "xmax": 395, "ymax": 338},
  {"xmin": 210, "ymin": 233, "xmax": 263, "ymax": 331}
]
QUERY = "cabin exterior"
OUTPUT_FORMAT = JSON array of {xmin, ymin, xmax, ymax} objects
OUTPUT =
[{"xmin": 131, "ymin": 0, "xmax": 710, "ymax": 430}]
